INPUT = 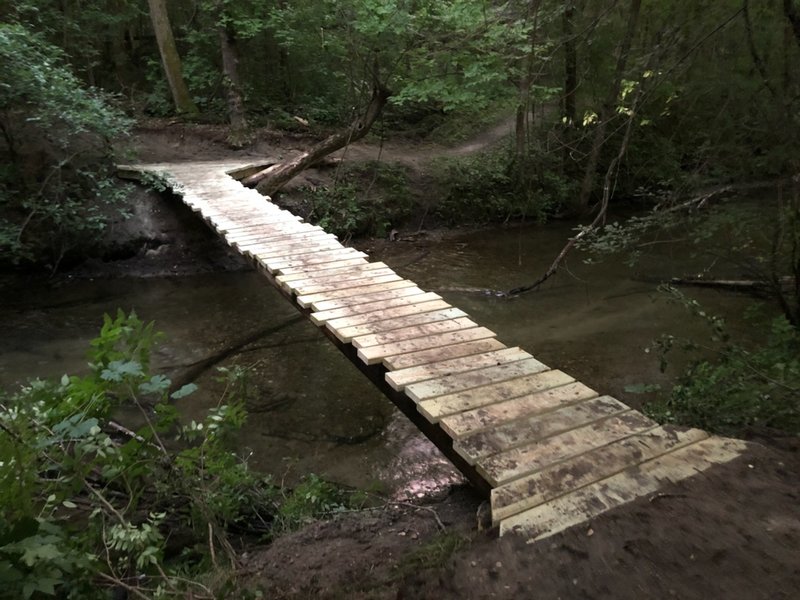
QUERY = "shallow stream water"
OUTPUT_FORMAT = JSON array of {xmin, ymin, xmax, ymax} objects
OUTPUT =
[{"xmin": 0, "ymin": 218, "xmax": 756, "ymax": 499}]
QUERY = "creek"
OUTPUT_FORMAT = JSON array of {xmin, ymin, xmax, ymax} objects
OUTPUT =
[{"xmin": 0, "ymin": 217, "xmax": 756, "ymax": 499}]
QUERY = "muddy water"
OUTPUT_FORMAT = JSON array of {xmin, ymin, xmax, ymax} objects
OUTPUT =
[{"xmin": 0, "ymin": 219, "xmax": 755, "ymax": 499}]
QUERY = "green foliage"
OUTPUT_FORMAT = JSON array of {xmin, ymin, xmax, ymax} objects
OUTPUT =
[
  {"xmin": 644, "ymin": 289, "xmax": 800, "ymax": 436},
  {"xmin": 0, "ymin": 22, "xmax": 132, "ymax": 268},
  {"xmin": 432, "ymin": 148, "xmax": 573, "ymax": 225},
  {"xmin": 0, "ymin": 311, "xmax": 273, "ymax": 598},
  {"xmin": 0, "ymin": 310, "xmax": 365, "ymax": 597},
  {"xmin": 392, "ymin": 532, "xmax": 469, "ymax": 579},
  {"xmin": 307, "ymin": 161, "xmax": 413, "ymax": 238},
  {"xmin": 274, "ymin": 474, "xmax": 351, "ymax": 533}
]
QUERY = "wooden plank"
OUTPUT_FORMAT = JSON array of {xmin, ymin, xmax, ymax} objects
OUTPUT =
[
  {"xmin": 292, "ymin": 272, "xmax": 402, "ymax": 296},
  {"xmin": 283, "ymin": 267, "xmax": 396, "ymax": 292},
  {"xmin": 405, "ymin": 357, "xmax": 549, "ymax": 402},
  {"xmin": 241, "ymin": 240, "xmax": 344, "ymax": 261},
  {"xmin": 454, "ymin": 395, "xmax": 630, "ymax": 465},
  {"xmin": 219, "ymin": 221, "xmax": 315, "ymax": 235},
  {"xmin": 228, "ymin": 223, "xmax": 325, "ymax": 238},
  {"xmin": 278, "ymin": 257, "xmax": 369, "ymax": 275},
  {"xmin": 322, "ymin": 298, "xmax": 451, "ymax": 329},
  {"xmin": 357, "ymin": 327, "xmax": 496, "ymax": 366},
  {"xmin": 384, "ymin": 338, "xmax": 507, "ymax": 371},
  {"xmin": 244, "ymin": 239, "xmax": 346, "ymax": 261},
  {"xmin": 298, "ymin": 280, "xmax": 419, "ymax": 309},
  {"xmin": 352, "ymin": 317, "xmax": 478, "ymax": 349},
  {"xmin": 333, "ymin": 307, "xmax": 468, "ymax": 343},
  {"xmin": 265, "ymin": 247, "xmax": 367, "ymax": 269},
  {"xmin": 233, "ymin": 230, "xmax": 336, "ymax": 248},
  {"xmin": 421, "ymin": 371, "xmax": 578, "ymax": 426},
  {"xmin": 385, "ymin": 347, "xmax": 533, "ymax": 391},
  {"xmin": 276, "ymin": 261, "xmax": 388, "ymax": 286},
  {"xmin": 498, "ymin": 437, "xmax": 748, "ymax": 539},
  {"xmin": 207, "ymin": 210, "xmax": 301, "ymax": 225},
  {"xmin": 265, "ymin": 249, "xmax": 369, "ymax": 273},
  {"xmin": 230, "ymin": 230, "xmax": 331, "ymax": 248},
  {"xmin": 310, "ymin": 285, "xmax": 426, "ymax": 312},
  {"xmin": 476, "ymin": 411, "xmax": 658, "ymax": 486},
  {"xmin": 211, "ymin": 215, "xmax": 304, "ymax": 233},
  {"xmin": 490, "ymin": 426, "xmax": 709, "ymax": 525}
]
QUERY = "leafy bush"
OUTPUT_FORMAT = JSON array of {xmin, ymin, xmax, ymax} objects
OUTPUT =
[
  {"xmin": 0, "ymin": 310, "xmax": 371, "ymax": 598},
  {"xmin": 644, "ymin": 289, "xmax": 800, "ymax": 436},
  {"xmin": 0, "ymin": 23, "xmax": 132, "ymax": 268},
  {"xmin": 432, "ymin": 147, "xmax": 573, "ymax": 225},
  {"xmin": 306, "ymin": 161, "xmax": 413, "ymax": 238}
]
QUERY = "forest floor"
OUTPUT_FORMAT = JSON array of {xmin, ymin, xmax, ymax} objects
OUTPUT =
[{"xmin": 114, "ymin": 122, "xmax": 800, "ymax": 599}]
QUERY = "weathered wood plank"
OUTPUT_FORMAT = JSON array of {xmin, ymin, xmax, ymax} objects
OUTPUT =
[
  {"xmin": 298, "ymin": 280, "xmax": 420, "ymax": 309},
  {"xmin": 310, "ymin": 291, "xmax": 441, "ymax": 324},
  {"xmin": 227, "ymin": 226, "xmax": 326, "ymax": 243},
  {"xmin": 357, "ymin": 327, "xmax": 497, "ymax": 365},
  {"xmin": 385, "ymin": 347, "xmax": 533, "ymax": 391},
  {"xmin": 405, "ymin": 357, "xmax": 549, "ymax": 402},
  {"xmin": 217, "ymin": 220, "xmax": 315, "ymax": 235},
  {"xmin": 352, "ymin": 317, "xmax": 478, "ymax": 349},
  {"xmin": 278, "ymin": 257, "xmax": 369, "ymax": 275},
  {"xmin": 292, "ymin": 272, "xmax": 402, "ymax": 296},
  {"xmin": 477, "ymin": 411, "xmax": 658, "ymax": 486},
  {"xmin": 265, "ymin": 249, "xmax": 368, "ymax": 273},
  {"xmin": 276, "ymin": 261, "xmax": 389, "ymax": 286},
  {"xmin": 230, "ymin": 230, "xmax": 332, "ymax": 248},
  {"xmin": 421, "ymin": 371, "xmax": 577, "ymax": 425},
  {"xmin": 454, "ymin": 395, "xmax": 629, "ymax": 465},
  {"xmin": 283, "ymin": 267, "xmax": 396, "ymax": 291},
  {"xmin": 497, "ymin": 437, "xmax": 748, "ymax": 539},
  {"xmin": 309, "ymin": 285, "xmax": 426, "ymax": 311},
  {"xmin": 384, "ymin": 338, "xmax": 507, "ymax": 371},
  {"xmin": 490, "ymin": 426, "xmax": 708, "ymax": 524},
  {"xmin": 333, "ymin": 307, "xmax": 468, "ymax": 343},
  {"xmin": 244, "ymin": 239, "xmax": 345, "ymax": 260},
  {"xmin": 322, "ymin": 298, "xmax": 451, "ymax": 329},
  {"xmin": 438, "ymin": 382, "xmax": 597, "ymax": 439}
]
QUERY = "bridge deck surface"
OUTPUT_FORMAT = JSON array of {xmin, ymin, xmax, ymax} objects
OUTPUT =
[{"xmin": 120, "ymin": 160, "xmax": 746, "ymax": 541}]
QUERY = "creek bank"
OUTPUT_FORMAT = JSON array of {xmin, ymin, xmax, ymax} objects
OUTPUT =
[{"xmin": 241, "ymin": 441, "xmax": 800, "ymax": 600}]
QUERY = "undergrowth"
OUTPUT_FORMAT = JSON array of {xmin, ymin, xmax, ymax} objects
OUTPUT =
[
  {"xmin": 0, "ymin": 311, "xmax": 362, "ymax": 599},
  {"xmin": 643, "ymin": 288, "xmax": 800, "ymax": 436},
  {"xmin": 305, "ymin": 161, "xmax": 413, "ymax": 239}
]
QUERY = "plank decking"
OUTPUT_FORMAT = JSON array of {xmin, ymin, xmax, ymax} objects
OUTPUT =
[{"xmin": 119, "ymin": 160, "xmax": 747, "ymax": 541}]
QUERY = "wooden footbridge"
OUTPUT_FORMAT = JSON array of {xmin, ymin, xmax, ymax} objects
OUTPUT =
[{"xmin": 119, "ymin": 160, "xmax": 746, "ymax": 541}]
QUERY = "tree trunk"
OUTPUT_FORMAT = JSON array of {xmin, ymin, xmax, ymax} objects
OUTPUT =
[
  {"xmin": 784, "ymin": 0, "xmax": 800, "ymax": 47},
  {"xmin": 515, "ymin": 1, "xmax": 541, "ymax": 168},
  {"xmin": 243, "ymin": 85, "xmax": 391, "ymax": 194},
  {"xmin": 575, "ymin": 0, "xmax": 641, "ymax": 214},
  {"xmin": 219, "ymin": 26, "xmax": 249, "ymax": 146},
  {"xmin": 147, "ymin": 0, "xmax": 197, "ymax": 115},
  {"xmin": 563, "ymin": 2, "xmax": 578, "ymax": 126}
]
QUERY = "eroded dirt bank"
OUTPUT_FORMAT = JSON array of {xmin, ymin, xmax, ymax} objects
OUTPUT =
[{"xmin": 242, "ymin": 443, "xmax": 799, "ymax": 599}]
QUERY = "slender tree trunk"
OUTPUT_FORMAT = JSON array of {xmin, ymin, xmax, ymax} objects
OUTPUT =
[
  {"xmin": 575, "ymin": 0, "xmax": 641, "ymax": 213},
  {"xmin": 515, "ymin": 1, "xmax": 541, "ymax": 168},
  {"xmin": 147, "ymin": 0, "xmax": 197, "ymax": 115},
  {"xmin": 243, "ymin": 85, "xmax": 391, "ymax": 194},
  {"xmin": 219, "ymin": 26, "xmax": 249, "ymax": 146},
  {"xmin": 784, "ymin": 0, "xmax": 800, "ymax": 46},
  {"xmin": 563, "ymin": 2, "xmax": 578, "ymax": 125}
]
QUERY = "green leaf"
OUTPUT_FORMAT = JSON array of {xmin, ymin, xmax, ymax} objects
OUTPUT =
[
  {"xmin": 624, "ymin": 383, "xmax": 661, "ymax": 394},
  {"xmin": 138, "ymin": 374, "xmax": 170, "ymax": 395},
  {"xmin": 170, "ymin": 383, "xmax": 198, "ymax": 399},
  {"xmin": 100, "ymin": 360, "xmax": 143, "ymax": 382}
]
